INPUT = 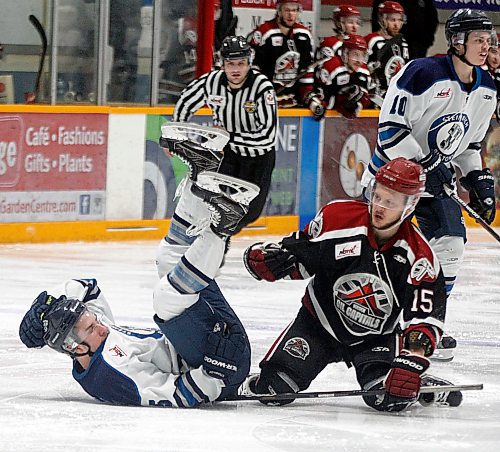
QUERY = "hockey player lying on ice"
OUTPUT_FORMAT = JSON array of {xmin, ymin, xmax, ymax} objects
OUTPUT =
[
  {"xmin": 243, "ymin": 158, "xmax": 463, "ymax": 411},
  {"xmin": 18, "ymin": 168, "xmax": 259, "ymax": 408}
]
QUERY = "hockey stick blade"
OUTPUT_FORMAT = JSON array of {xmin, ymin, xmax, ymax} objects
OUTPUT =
[
  {"xmin": 28, "ymin": 15, "xmax": 48, "ymax": 102},
  {"xmin": 443, "ymin": 185, "xmax": 500, "ymax": 244},
  {"xmin": 224, "ymin": 383, "xmax": 483, "ymax": 402}
]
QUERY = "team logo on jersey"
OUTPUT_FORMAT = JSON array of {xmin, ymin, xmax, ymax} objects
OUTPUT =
[
  {"xmin": 272, "ymin": 36, "xmax": 284, "ymax": 46},
  {"xmin": 274, "ymin": 51, "xmax": 300, "ymax": 82},
  {"xmin": 307, "ymin": 212, "xmax": 323, "ymax": 238},
  {"xmin": 252, "ymin": 31, "xmax": 262, "ymax": 45},
  {"xmin": 335, "ymin": 241, "xmax": 361, "ymax": 260},
  {"xmin": 428, "ymin": 113, "xmax": 470, "ymax": 160},
  {"xmin": 410, "ymin": 258, "xmax": 436, "ymax": 283},
  {"xmin": 109, "ymin": 345, "xmax": 127, "ymax": 357},
  {"xmin": 435, "ymin": 88, "xmax": 451, "ymax": 98},
  {"xmin": 484, "ymin": 94, "xmax": 493, "ymax": 100},
  {"xmin": 208, "ymin": 95, "xmax": 226, "ymax": 107},
  {"xmin": 244, "ymin": 101, "xmax": 257, "ymax": 113},
  {"xmin": 283, "ymin": 337, "xmax": 310, "ymax": 360},
  {"xmin": 333, "ymin": 273, "xmax": 393, "ymax": 336}
]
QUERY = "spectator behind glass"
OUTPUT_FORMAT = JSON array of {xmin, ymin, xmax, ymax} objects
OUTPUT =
[{"xmin": 371, "ymin": 0, "xmax": 438, "ymax": 59}]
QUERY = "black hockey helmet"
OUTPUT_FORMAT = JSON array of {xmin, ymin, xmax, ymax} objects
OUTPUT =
[
  {"xmin": 220, "ymin": 36, "xmax": 252, "ymax": 61},
  {"xmin": 445, "ymin": 9, "xmax": 494, "ymax": 46},
  {"xmin": 43, "ymin": 297, "xmax": 87, "ymax": 356}
]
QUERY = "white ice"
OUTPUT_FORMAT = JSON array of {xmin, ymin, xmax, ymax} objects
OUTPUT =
[{"xmin": 1, "ymin": 231, "xmax": 499, "ymax": 452}]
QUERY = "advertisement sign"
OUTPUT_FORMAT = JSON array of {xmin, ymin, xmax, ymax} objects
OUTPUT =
[
  {"xmin": 319, "ymin": 116, "xmax": 378, "ymax": 206},
  {"xmin": 433, "ymin": 0, "xmax": 500, "ymax": 11},
  {"xmin": 0, "ymin": 113, "xmax": 107, "ymax": 222},
  {"xmin": 143, "ymin": 114, "xmax": 300, "ymax": 219}
]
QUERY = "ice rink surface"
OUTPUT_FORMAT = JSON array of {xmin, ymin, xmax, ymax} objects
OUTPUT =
[{"xmin": 1, "ymin": 230, "xmax": 499, "ymax": 452}]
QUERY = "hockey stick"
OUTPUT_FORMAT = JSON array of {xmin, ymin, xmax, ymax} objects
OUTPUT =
[
  {"xmin": 25, "ymin": 14, "xmax": 48, "ymax": 103},
  {"xmin": 443, "ymin": 184, "xmax": 500, "ymax": 244},
  {"xmin": 276, "ymin": 57, "xmax": 331, "ymax": 95},
  {"xmin": 224, "ymin": 383, "xmax": 483, "ymax": 402}
]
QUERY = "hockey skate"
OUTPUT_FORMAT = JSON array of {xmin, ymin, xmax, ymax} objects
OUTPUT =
[
  {"xmin": 160, "ymin": 122, "xmax": 229, "ymax": 180},
  {"xmin": 418, "ymin": 375, "xmax": 463, "ymax": 407},
  {"xmin": 191, "ymin": 171, "xmax": 260, "ymax": 238},
  {"xmin": 238, "ymin": 373, "xmax": 260, "ymax": 397},
  {"xmin": 430, "ymin": 335, "xmax": 457, "ymax": 362}
]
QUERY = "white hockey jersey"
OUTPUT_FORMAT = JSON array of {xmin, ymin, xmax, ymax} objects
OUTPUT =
[
  {"xmin": 52, "ymin": 279, "xmax": 223, "ymax": 408},
  {"xmin": 362, "ymin": 55, "xmax": 497, "ymax": 187}
]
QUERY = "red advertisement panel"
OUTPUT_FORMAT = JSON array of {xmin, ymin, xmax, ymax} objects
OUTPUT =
[
  {"xmin": 320, "ymin": 116, "xmax": 378, "ymax": 206},
  {"xmin": 233, "ymin": 0, "xmax": 313, "ymax": 11},
  {"xmin": 0, "ymin": 113, "xmax": 108, "ymax": 222}
]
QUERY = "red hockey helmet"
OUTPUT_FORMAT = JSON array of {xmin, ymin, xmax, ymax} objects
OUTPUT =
[
  {"xmin": 375, "ymin": 158, "xmax": 425, "ymax": 196},
  {"xmin": 342, "ymin": 34, "xmax": 368, "ymax": 53},
  {"xmin": 333, "ymin": 4, "xmax": 361, "ymax": 34},
  {"xmin": 378, "ymin": 1, "xmax": 405, "ymax": 16}
]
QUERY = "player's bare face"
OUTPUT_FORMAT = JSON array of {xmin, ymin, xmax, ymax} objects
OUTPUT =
[
  {"xmin": 342, "ymin": 17, "xmax": 361, "ymax": 35},
  {"xmin": 384, "ymin": 14, "xmax": 404, "ymax": 37},
  {"xmin": 347, "ymin": 49, "xmax": 366, "ymax": 71},
  {"xmin": 465, "ymin": 32, "xmax": 493, "ymax": 66},
  {"xmin": 370, "ymin": 185, "xmax": 407, "ymax": 230},
  {"xmin": 224, "ymin": 59, "xmax": 250, "ymax": 87},
  {"xmin": 488, "ymin": 46, "xmax": 500, "ymax": 70},
  {"xmin": 279, "ymin": 4, "xmax": 299, "ymax": 27},
  {"xmin": 74, "ymin": 311, "xmax": 108, "ymax": 353}
]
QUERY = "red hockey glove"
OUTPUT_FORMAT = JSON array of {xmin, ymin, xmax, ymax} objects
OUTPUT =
[{"xmin": 384, "ymin": 351, "xmax": 430, "ymax": 399}]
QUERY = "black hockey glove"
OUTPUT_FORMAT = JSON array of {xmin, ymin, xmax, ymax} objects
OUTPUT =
[
  {"xmin": 158, "ymin": 136, "xmax": 178, "ymax": 153},
  {"xmin": 382, "ymin": 351, "xmax": 430, "ymax": 411},
  {"xmin": 420, "ymin": 152, "xmax": 453, "ymax": 198},
  {"xmin": 460, "ymin": 168, "xmax": 496, "ymax": 224},
  {"xmin": 203, "ymin": 322, "xmax": 247, "ymax": 383},
  {"xmin": 243, "ymin": 242, "xmax": 300, "ymax": 282},
  {"xmin": 19, "ymin": 291, "xmax": 65, "ymax": 348},
  {"xmin": 343, "ymin": 85, "xmax": 364, "ymax": 114}
]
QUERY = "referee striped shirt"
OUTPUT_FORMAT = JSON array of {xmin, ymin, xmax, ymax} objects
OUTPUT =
[{"xmin": 173, "ymin": 69, "xmax": 277, "ymax": 157}]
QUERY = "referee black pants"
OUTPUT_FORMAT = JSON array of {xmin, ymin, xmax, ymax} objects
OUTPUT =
[{"xmin": 218, "ymin": 147, "xmax": 275, "ymax": 233}]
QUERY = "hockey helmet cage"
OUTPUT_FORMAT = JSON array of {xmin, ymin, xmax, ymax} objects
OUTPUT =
[
  {"xmin": 333, "ymin": 4, "xmax": 361, "ymax": 34},
  {"xmin": 43, "ymin": 297, "xmax": 87, "ymax": 356},
  {"xmin": 445, "ymin": 9, "xmax": 494, "ymax": 46},
  {"xmin": 220, "ymin": 36, "xmax": 252, "ymax": 62},
  {"xmin": 375, "ymin": 157, "xmax": 425, "ymax": 196}
]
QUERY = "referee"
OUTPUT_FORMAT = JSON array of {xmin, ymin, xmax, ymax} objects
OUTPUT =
[{"xmin": 172, "ymin": 35, "xmax": 278, "ymax": 233}]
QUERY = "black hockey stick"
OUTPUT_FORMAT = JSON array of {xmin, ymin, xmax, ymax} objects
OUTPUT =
[
  {"xmin": 26, "ymin": 14, "xmax": 48, "ymax": 103},
  {"xmin": 224, "ymin": 383, "xmax": 483, "ymax": 402},
  {"xmin": 443, "ymin": 185, "xmax": 500, "ymax": 244}
]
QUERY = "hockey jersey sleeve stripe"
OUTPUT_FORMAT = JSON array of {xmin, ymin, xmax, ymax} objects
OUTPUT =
[
  {"xmin": 310, "ymin": 225, "xmax": 368, "ymax": 242},
  {"xmin": 167, "ymin": 255, "xmax": 212, "ymax": 295},
  {"xmin": 184, "ymin": 371, "xmax": 211, "ymax": 403},
  {"xmin": 378, "ymin": 128, "xmax": 411, "ymax": 151},
  {"xmin": 174, "ymin": 375, "xmax": 199, "ymax": 407},
  {"xmin": 173, "ymin": 73, "xmax": 210, "ymax": 122}
]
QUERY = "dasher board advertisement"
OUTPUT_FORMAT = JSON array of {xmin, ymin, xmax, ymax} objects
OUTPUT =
[{"xmin": 0, "ymin": 113, "xmax": 107, "ymax": 222}]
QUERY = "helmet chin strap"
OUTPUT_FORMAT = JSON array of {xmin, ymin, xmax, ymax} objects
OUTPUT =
[
  {"xmin": 71, "ymin": 341, "xmax": 94, "ymax": 359},
  {"xmin": 451, "ymin": 45, "xmax": 475, "ymax": 67}
]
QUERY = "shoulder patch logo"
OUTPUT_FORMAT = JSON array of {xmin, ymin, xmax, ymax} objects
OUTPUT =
[
  {"xmin": 109, "ymin": 345, "xmax": 127, "ymax": 357},
  {"xmin": 283, "ymin": 337, "xmax": 310, "ymax": 360},
  {"xmin": 208, "ymin": 95, "xmax": 226, "ymax": 107},
  {"xmin": 244, "ymin": 101, "xmax": 257, "ymax": 113},
  {"xmin": 435, "ymin": 88, "xmax": 451, "ymax": 98},
  {"xmin": 264, "ymin": 91, "xmax": 275, "ymax": 105},
  {"xmin": 252, "ymin": 31, "xmax": 262, "ymax": 45},
  {"xmin": 335, "ymin": 241, "xmax": 361, "ymax": 260},
  {"xmin": 271, "ymin": 36, "xmax": 283, "ymax": 46},
  {"xmin": 308, "ymin": 213, "xmax": 323, "ymax": 238},
  {"xmin": 393, "ymin": 254, "xmax": 406, "ymax": 264},
  {"xmin": 410, "ymin": 258, "xmax": 436, "ymax": 282}
]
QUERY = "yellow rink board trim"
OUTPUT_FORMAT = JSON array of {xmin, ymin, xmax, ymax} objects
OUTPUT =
[{"xmin": 0, "ymin": 216, "xmax": 299, "ymax": 244}]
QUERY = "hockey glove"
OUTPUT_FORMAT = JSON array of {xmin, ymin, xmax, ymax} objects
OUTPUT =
[
  {"xmin": 243, "ymin": 242, "xmax": 300, "ymax": 282},
  {"xmin": 420, "ymin": 152, "xmax": 453, "ymax": 198},
  {"xmin": 383, "ymin": 351, "xmax": 430, "ymax": 410},
  {"xmin": 158, "ymin": 136, "xmax": 178, "ymax": 153},
  {"xmin": 19, "ymin": 291, "xmax": 65, "ymax": 348},
  {"xmin": 459, "ymin": 168, "xmax": 496, "ymax": 224},
  {"xmin": 343, "ymin": 85, "xmax": 364, "ymax": 113},
  {"xmin": 203, "ymin": 322, "xmax": 247, "ymax": 383}
]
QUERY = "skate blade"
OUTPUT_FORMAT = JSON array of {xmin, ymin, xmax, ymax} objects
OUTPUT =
[
  {"xmin": 196, "ymin": 171, "xmax": 260, "ymax": 206},
  {"xmin": 161, "ymin": 122, "xmax": 229, "ymax": 151}
]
